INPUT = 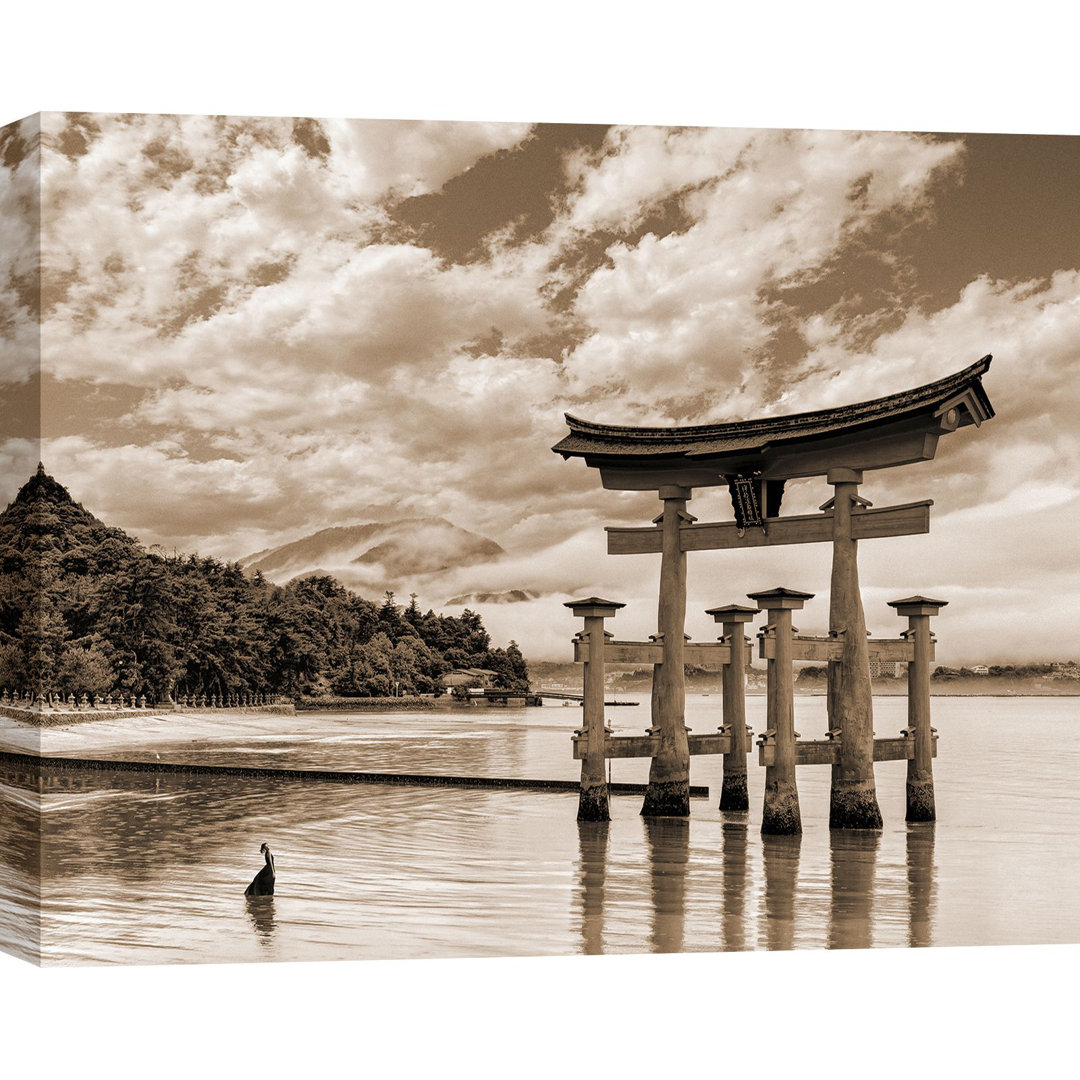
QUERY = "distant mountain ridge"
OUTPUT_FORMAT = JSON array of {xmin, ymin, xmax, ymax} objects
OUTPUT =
[
  {"xmin": 243, "ymin": 516, "xmax": 505, "ymax": 588},
  {"xmin": 446, "ymin": 590, "xmax": 540, "ymax": 605}
]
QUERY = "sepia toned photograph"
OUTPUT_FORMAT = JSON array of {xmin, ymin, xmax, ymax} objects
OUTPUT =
[{"xmin": 2, "ymin": 110, "xmax": 1079, "ymax": 968}]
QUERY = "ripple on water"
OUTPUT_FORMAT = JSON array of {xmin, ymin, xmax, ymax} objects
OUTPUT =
[{"xmin": 2, "ymin": 695, "xmax": 1079, "ymax": 963}]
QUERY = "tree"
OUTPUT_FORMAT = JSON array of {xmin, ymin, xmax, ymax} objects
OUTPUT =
[
  {"xmin": 56, "ymin": 639, "xmax": 116, "ymax": 696},
  {"xmin": 0, "ymin": 468, "xmax": 531, "ymax": 704},
  {"xmin": 19, "ymin": 595, "xmax": 68, "ymax": 693},
  {"xmin": 0, "ymin": 642, "xmax": 26, "ymax": 689}
]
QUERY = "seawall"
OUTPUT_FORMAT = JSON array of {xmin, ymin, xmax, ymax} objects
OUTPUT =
[{"xmin": 1, "ymin": 703, "xmax": 296, "ymax": 726}]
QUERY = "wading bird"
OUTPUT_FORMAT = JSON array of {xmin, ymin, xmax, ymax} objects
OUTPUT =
[{"xmin": 244, "ymin": 842, "xmax": 276, "ymax": 896}]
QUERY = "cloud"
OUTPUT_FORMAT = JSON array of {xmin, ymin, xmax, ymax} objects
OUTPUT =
[
  {"xmin": 0, "ymin": 115, "xmax": 41, "ymax": 386},
  {"xmin": 0, "ymin": 438, "xmax": 40, "ymax": 504},
  {"xmin": 552, "ymin": 128, "xmax": 964, "ymax": 418},
  {"xmin": 39, "ymin": 119, "xmax": 969, "ymax": 437},
  {"xmin": 22, "ymin": 115, "xmax": 1080, "ymax": 663},
  {"xmin": 38, "ymin": 113, "xmax": 535, "ymax": 386},
  {"xmin": 773, "ymin": 269, "xmax": 1080, "ymax": 516}
]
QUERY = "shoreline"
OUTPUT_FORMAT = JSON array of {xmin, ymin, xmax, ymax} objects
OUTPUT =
[
  {"xmin": 0, "ymin": 703, "xmax": 296, "ymax": 727},
  {"xmin": 3, "ymin": 689, "xmax": 1078, "ymax": 732}
]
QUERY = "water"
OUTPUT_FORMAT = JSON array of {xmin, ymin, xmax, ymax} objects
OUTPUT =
[{"xmin": 2, "ymin": 694, "xmax": 1079, "ymax": 965}]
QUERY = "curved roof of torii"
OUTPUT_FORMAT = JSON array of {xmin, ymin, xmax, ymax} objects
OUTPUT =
[{"xmin": 553, "ymin": 355, "xmax": 995, "ymax": 489}]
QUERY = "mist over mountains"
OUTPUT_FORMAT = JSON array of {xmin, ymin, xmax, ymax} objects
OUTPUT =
[
  {"xmin": 240, "ymin": 517, "xmax": 576, "ymax": 656},
  {"xmin": 243, "ymin": 517, "xmax": 506, "ymax": 593}
]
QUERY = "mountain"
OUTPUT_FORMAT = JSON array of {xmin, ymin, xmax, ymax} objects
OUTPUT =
[
  {"xmin": 446, "ymin": 590, "xmax": 540, "ymax": 605},
  {"xmin": 243, "ymin": 517, "xmax": 505, "ymax": 589}
]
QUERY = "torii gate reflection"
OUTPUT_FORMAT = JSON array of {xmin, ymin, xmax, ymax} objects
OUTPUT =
[
  {"xmin": 555, "ymin": 357, "xmax": 995, "ymax": 829},
  {"xmin": 573, "ymin": 820, "xmax": 937, "ymax": 952}
]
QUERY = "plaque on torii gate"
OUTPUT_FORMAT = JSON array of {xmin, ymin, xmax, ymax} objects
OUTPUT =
[{"xmin": 553, "ymin": 356, "xmax": 995, "ymax": 825}]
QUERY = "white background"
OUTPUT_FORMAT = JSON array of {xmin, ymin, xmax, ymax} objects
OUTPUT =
[{"xmin": 1, "ymin": 3, "xmax": 1075, "ymax": 1075}]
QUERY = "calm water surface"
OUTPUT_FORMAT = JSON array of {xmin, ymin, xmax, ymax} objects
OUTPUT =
[{"xmin": 1, "ymin": 694, "xmax": 1078, "ymax": 964}]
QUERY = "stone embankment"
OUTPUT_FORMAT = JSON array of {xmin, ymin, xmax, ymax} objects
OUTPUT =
[
  {"xmin": 1, "ymin": 703, "xmax": 296, "ymax": 726},
  {"xmin": 295, "ymin": 695, "xmax": 436, "ymax": 711}
]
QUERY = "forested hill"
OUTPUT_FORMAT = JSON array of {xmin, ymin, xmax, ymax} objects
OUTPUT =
[{"xmin": 0, "ymin": 466, "xmax": 529, "ymax": 701}]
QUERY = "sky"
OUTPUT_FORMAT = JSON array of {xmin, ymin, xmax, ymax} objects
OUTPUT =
[{"xmin": 2, "ymin": 113, "xmax": 1080, "ymax": 663}]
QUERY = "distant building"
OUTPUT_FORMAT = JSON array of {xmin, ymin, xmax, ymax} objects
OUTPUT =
[
  {"xmin": 870, "ymin": 660, "xmax": 899, "ymax": 679},
  {"xmin": 971, "ymin": 664, "xmax": 989, "ymax": 675}
]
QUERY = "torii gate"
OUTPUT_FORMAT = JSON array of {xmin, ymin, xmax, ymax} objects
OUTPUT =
[{"xmin": 553, "ymin": 356, "xmax": 995, "ymax": 826}]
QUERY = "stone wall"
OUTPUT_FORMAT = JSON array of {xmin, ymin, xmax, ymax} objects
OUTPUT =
[{"xmin": 1, "ymin": 703, "xmax": 296, "ymax": 726}]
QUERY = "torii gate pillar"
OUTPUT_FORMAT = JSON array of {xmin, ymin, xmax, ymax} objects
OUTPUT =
[
  {"xmin": 751, "ymin": 587, "xmax": 813, "ymax": 835},
  {"xmin": 889, "ymin": 595, "xmax": 948, "ymax": 822},
  {"xmin": 566, "ymin": 597, "xmax": 625, "ymax": 822},
  {"xmin": 707, "ymin": 603, "xmax": 757, "ymax": 812},
  {"xmin": 642, "ymin": 485, "xmax": 694, "ymax": 817},
  {"xmin": 826, "ymin": 467, "xmax": 883, "ymax": 831}
]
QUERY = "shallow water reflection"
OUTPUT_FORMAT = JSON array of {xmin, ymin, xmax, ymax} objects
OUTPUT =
[
  {"xmin": 645, "ymin": 818, "xmax": 689, "ymax": 954},
  {"xmin": 568, "ymin": 809, "xmax": 934, "ymax": 957},
  {"xmin": 576, "ymin": 822, "xmax": 607, "ymax": 956},
  {"xmin": 829, "ymin": 830, "xmax": 880, "ymax": 950},
  {"xmin": 906, "ymin": 824, "xmax": 936, "ymax": 949},
  {"xmin": 720, "ymin": 818, "xmax": 750, "ymax": 951},
  {"xmin": 761, "ymin": 834, "xmax": 802, "ymax": 950},
  {"xmin": 2, "ymin": 695, "xmax": 1079, "ymax": 964}
]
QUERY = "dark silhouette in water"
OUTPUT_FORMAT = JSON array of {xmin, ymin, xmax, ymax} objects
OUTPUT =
[{"xmin": 244, "ymin": 843, "xmax": 276, "ymax": 896}]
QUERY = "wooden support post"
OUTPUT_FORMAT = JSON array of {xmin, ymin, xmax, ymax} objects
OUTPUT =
[
  {"xmin": 749, "ymin": 587, "xmax": 813, "ymax": 835},
  {"xmin": 825, "ymin": 468, "xmax": 883, "ymax": 830},
  {"xmin": 706, "ymin": 604, "xmax": 757, "ymax": 812},
  {"xmin": 888, "ymin": 595, "xmax": 947, "ymax": 822},
  {"xmin": 642, "ymin": 486, "xmax": 694, "ymax": 817},
  {"xmin": 565, "ymin": 597, "xmax": 625, "ymax": 821}
]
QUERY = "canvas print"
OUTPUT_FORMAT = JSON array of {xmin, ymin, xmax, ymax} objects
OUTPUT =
[{"xmin": 1, "ymin": 113, "xmax": 1078, "ymax": 965}]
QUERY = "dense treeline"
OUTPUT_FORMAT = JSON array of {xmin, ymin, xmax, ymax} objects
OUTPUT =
[
  {"xmin": 932, "ymin": 663, "xmax": 1076, "ymax": 679},
  {"xmin": 0, "ymin": 468, "xmax": 528, "ymax": 701}
]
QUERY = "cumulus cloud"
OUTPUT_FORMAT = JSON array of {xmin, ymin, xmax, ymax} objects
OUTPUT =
[
  {"xmin": 775, "ymin": 270, "xmax": 1080, "ymax": 513},
  {"xmin": 550, "ymin": 128, "xmax": 964, "ymax": 418},
  {"xmin": 0, "ymin": 115, "xmax": 41, "ymax": 387},
  {"xmin": 38, "ymin": 113, "xmax": 533, "ymax": 381},
  {"xmin": 18, "ymin": 114, "xmax": 1080, "ymax": 662}
]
